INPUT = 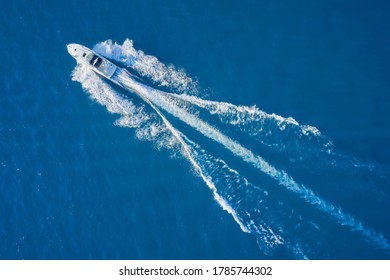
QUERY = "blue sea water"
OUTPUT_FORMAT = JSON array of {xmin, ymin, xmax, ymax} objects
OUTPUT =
[{"xmin": 1, "ymin": 0, "xmax": 390, "ymax": 259}]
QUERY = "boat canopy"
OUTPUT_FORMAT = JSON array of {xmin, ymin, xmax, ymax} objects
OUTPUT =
[
  {"xmin": 84, "ymin": 52, "xmax": 116, "ymax": 78},
  {"xmin": 87, "ymin": 53, "xmax": 103, "ymax": 68}
]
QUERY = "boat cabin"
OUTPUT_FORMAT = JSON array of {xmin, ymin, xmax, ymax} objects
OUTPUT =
[{"xmin": 85, "ymin": 52, "xmax": 116, "ymax": 78}]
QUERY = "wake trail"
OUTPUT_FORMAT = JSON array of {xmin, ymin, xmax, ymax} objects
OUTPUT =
[
  {"xmin": 96, "ymin": 39, "xmax": 389, "ymax": 186},
  {"xmin": 114, "ymin": 70, "xmax": 390, "ymax": 252},
  {"xmin": 71, "ymin": 40, "xmax": 390, "ymax": 257},
  {"xmin": 122, "ymin": 78, "xmax": 253, "ymax": 235},
  {"xmin": 73, "ymin": 65, "xmax": 251, "ymax": 236},
  {"xmin": 73, "ymin": 65, "xmax": 309, "ymax": 257},
  {"xmin": 93, "ymin": 40, "xmax": 335, "ymax": 162}
]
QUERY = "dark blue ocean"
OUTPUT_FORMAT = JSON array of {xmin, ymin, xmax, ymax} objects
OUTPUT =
[{"xmin": 1, "ymin": 0, "xmax": 390, "ymax": 259}]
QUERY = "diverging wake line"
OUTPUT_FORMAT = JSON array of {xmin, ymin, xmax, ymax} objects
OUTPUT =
[{"xmin": 112, "ymin": 69, "xmax": 390, "ymax": 252}]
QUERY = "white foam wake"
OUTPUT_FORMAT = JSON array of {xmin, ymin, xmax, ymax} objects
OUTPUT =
[
  {"xmin": 115, "ymin": 72, "xmax": 390, "ymax": 252},
  {"xmin": 94, "ymin": 39, "xmax": 198, "ymax": 94},
  {"xmin": 70, "ymin": 39, "xmax": 390, "ymax": 257},
  {"xmin": 95, "ymin": 40, "xmax": 333, "ymax": 161},
  {"xmin": 70, "ymin": 65, "xmax": 256, "ymax": 241},
  {"xmin": 72, "ymin": 65, "xmax": 310, "ymax": 257}
]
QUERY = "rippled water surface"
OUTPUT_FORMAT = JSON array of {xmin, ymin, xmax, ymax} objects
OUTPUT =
[{"xmin": 1, "ymin": 0, "xmax": 390, "ymax": 259}]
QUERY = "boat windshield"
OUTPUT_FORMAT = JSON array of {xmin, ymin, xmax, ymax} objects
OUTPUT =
[
  {"xmin": 84, "ymin": 52, "xmax": 115, "ymax": 77},
  {"xmin": 88, "ymin": 54, "xmax": 103, "ymax": 68}
]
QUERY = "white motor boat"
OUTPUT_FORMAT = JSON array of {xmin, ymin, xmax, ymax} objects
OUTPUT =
[{"xmin": 67, "ymin": 43, "xmax": 117, "ymax": 79}]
